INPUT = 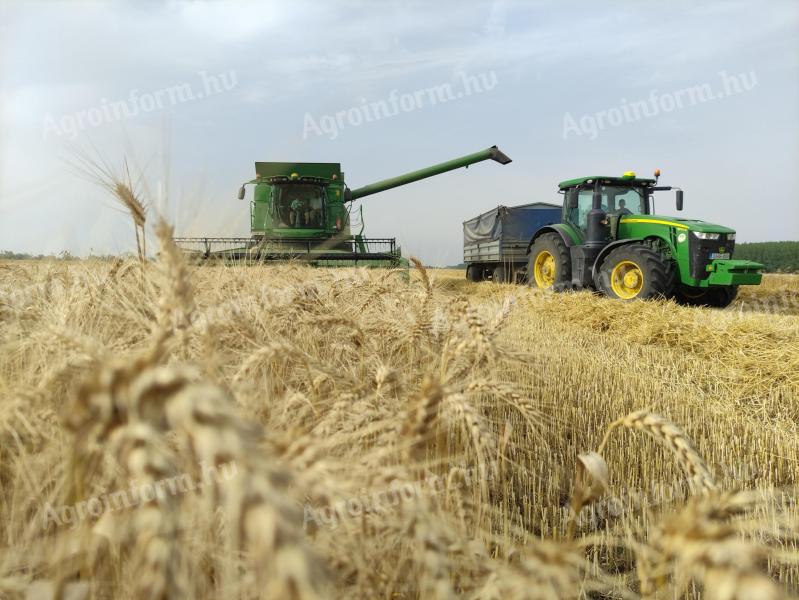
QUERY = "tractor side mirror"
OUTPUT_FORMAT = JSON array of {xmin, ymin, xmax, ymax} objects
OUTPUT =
[
  {"xmin": 567, "ymin": 190, "xmax": 578, "ymax": 209},
  {"xmin": 237, "ymin": 185, "xmax": 246, "ymax": 200},
  {"xmin": 676, "ymin": 190, "xmax": 683, "ymax": 211}
]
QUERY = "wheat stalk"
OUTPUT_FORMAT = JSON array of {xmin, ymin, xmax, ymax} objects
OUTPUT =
[
  {"xmin": 400, "ymin": 376, "xmax": 444, "ymax": 462},
  {"xmin": 597, "ymin": 409, "xmax": 717, "ymax": 494}
]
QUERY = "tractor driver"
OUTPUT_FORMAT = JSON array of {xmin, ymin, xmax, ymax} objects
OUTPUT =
[{"xmin": 601, "ymin": 197, "xmax": 632, "ymax": 227}]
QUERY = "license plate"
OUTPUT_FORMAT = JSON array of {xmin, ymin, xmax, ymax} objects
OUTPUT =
[{"xmin": 709, "ymin": 252, "xmax": 730, "ymax": 260}]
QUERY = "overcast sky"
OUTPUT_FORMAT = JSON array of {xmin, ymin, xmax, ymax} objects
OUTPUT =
[{"xmin": 1, "ymin": 0, "xmax": 797, "ymax": 265}]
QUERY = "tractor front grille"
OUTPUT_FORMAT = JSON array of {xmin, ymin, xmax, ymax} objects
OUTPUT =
[{"xmin": 689, "ymin": 233, "xmax": 736, "ymax": 279}]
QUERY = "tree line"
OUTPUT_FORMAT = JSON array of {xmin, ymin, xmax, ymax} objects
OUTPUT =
[{"xmin": 734, "ymin": 241, "xmax": 799, "ymax": 273}]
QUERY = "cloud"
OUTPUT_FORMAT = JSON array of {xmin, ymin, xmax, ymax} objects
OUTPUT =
[{"xmin": 168, "ymin": 0, "xmax": 285, "ymax": 41}]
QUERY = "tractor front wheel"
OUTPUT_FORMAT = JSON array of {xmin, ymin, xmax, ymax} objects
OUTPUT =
[
  {"xmin": 597, "ymin": 243, "xmax": 674, "ymax": 300},
  {"xmin": 674, "ymin": 285, "xmax": 738, "ymax": 308},
  {"xmin": 528, "ymin": 233, "xmax": 571, "ymax": 291}
]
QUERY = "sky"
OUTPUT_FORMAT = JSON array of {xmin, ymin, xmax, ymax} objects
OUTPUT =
[{"xmin": 1, "ymin": 0, "xmax": 797, "ymax": 265}]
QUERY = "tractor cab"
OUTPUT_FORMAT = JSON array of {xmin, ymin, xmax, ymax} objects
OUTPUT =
[
  {"xmin": 558, "ymin": 171, "xmax": 679, "ymax": 232},
  {"xmin": 562, "ymin": 178, "xmax": 652, "ymax": 235}
]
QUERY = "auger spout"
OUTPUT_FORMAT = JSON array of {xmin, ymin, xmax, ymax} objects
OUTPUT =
[{"xmin": 345, "ymin": 146, "xmax": 511, "ymax": 202}]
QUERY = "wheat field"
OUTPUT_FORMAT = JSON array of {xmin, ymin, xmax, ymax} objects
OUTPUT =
[{"xmin": 0, "ymin": 232, "xmax": 797, "ymax": 599}]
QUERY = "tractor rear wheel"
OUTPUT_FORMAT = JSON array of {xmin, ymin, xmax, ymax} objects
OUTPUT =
[
  {"xmin": 597, "ymin": 243, "xmax": 674, "ymax": 300},
  {"xmin": 466, "ymin": 264, "xmax": 484, "ymax": 282},
  {"xmin": 674, "ymin": 285, "xmax": 738, "ymax": 308},
  {"xmin": 528, "ymin": 233, "xmax": 571, "ymax": 291}
]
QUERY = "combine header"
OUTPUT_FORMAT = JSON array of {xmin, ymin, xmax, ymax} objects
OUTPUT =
[{"xmin": 175, "ymin": 146, "xmax": 511, "ymax": 266}]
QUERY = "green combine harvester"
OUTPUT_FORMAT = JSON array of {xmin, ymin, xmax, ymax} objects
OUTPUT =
[
  {"xmin": 175, "ymin": 146, "xmax": 511, "ymax": 266},
  {"xmin": 523, "ymin": 170, "xmax": 763, "ymax": 307}
]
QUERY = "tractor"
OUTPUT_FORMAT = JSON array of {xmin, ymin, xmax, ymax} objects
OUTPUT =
[{"xmin": 526, "ymin": 170, "xmax": 763, "ymax": 307}]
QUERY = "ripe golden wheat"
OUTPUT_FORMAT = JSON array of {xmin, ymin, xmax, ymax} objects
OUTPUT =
[{"xmin": 0, "ymin": 217, "xmax": 797, "ymax": 598}]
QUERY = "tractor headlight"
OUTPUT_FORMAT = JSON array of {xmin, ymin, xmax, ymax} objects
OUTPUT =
[
  {"xmin": 727, "ymin": 233, "xmax": 736, "ymax": 241},
  {"xmin": 693, "ymin": 231, "xmax": 721, "ymax": 240}
]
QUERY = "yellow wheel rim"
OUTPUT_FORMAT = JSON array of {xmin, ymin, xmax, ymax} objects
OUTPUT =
[
  {"xmin": 610, "ymin": 260, "xmax": 644, "ymax": 299},
  {"xmin": 533, "ymin": 251, "xmax": 556, "ymax": 288}
]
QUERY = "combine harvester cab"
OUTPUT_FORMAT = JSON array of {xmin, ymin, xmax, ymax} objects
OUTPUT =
[
  {"xmin": 522, "ymin": 170, "xmax": 763, "ymax": 307},
  {"xmin": 175, "ymin": 146, "xmax": 511, "ymax": 267}
]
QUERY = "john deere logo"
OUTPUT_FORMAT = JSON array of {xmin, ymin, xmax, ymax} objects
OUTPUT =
[
  {"xmin": 719, "ymin": 247, "xmax": 726, "ymax": 253},
  {"xmin": 677, "ymin": 233, "xmax": 687, "ymax": 243}
]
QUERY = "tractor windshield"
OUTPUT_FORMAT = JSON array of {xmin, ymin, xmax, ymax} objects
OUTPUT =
[
  {"xmin": 569, "ymin": 185, "xmax": 648, "ymax": 232},
  {"xmin": 602, "ymin": 185, "xmax": 646, "ymax": 216},
  {"xmin": 272, "ymin": 184, "xmax": 325, "ymax": 229}
]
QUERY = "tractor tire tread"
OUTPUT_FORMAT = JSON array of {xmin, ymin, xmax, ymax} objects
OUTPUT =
[{"xmin": 528, "ymin": 233, "xmax": 571, "ymax": 291}]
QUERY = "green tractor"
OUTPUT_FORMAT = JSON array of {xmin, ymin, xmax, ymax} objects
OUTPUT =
[
  {"xmin": 526, "ymin": 170, "xmax": 763, "ymax": 307},
  {"xmin": 175, "ymin": 146, "xmax": 511, "ymax": 265}
]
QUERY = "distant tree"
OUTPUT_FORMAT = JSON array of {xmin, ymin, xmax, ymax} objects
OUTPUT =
[{"xmin": 1, "ymin": 250, "xmax": 34, "ymax": 260}]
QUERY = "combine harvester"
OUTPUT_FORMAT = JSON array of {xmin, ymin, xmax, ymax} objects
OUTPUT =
[
  {"xmin": 176, "ymin": 146, "xmax": 511, "ymax": 267},
  {"xmin": 464, "ymin": 170, "xmax": 762, "ymax": 307}
]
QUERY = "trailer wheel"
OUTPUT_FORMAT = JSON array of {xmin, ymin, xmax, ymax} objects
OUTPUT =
[
  {"xmin": 492, "ymin": 265, "xmax": 510, "ymax": 283},
  {"xmin": 674, "ymin": 285, "xmax": 738, "ymax": 308},
  {"xmin": 528, "ymin": 233, "xmax": 571, "ymax": 291},
  {"xmin": 597, "ymin": 243, "xmax": 673, "ymax": 300},
  {"xmin": 466, "ymin": 264, "xmax": 483, "ymax": 282}
]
